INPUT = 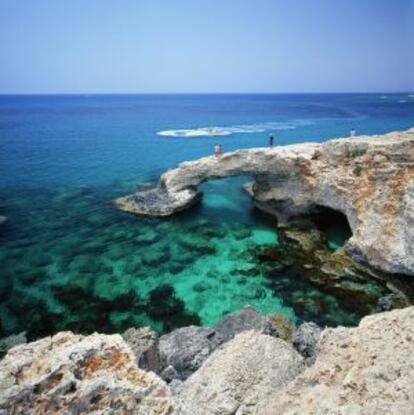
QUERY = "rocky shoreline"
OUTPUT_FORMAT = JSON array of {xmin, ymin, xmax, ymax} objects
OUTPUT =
[
  {"xmin": 1, "ymin": 305, "xmax": 413, "ymax": 414},
  {"xmin": 116, "ymin": 128, "xmax": 414, "ymax": 276}
]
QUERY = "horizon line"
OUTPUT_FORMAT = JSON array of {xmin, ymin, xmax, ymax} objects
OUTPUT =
[{"xmin": 0, "ymin": 91, "xmax": 413, "ymax": 96}]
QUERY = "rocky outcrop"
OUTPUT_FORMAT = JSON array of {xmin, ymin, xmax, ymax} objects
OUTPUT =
[
  {"xmin": 292, "ymin": 322, "xmax": 322, "ymax": 362},
  {"xmin": 176, "ymin": 331, "xmax": 304, "ymax": 415},
  {"xmin": 0, "ymin": 331, "xmax": 174, "ymax": 415},
  {"xmin": 122, "ymin": 326, "xmax": 160, "ymax": 372},
  {"xmin": 158, "ymin": 306, "xmax": 280, "ymax": 381},
  {"xmin": 116, "ymin": 128, "xmax": 414, "ymax": 275},
  {"xmin": 261, "ymin": 306, "xmax": 414, "ymax": 415}
]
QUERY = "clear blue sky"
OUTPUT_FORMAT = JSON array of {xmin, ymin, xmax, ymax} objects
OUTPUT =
[{"xmin": 0, "ymin": 0, "xmax": 413, "ymax": 93}]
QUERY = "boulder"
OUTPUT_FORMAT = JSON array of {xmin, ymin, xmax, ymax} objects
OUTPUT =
[
  {"xmin": 292, "ymin": 321, "xmax": 322, "ymax": 362},
  {"xmin": 176, "ymin": 331, "xmax": 304, "ymax": 415},
  {"xmin": 0, "ymin": 331, "xmax": 174, "ymax": 415},
  {"xmin": 122, "ymin": 327, "xmax": 160, "ymax": 372},
  {"xmin": 158, "ymin": 306, "xmax": 279, "ymax": 382},
  {"xmin": 159, "ymin": 326, "xmax": 215, "ymax": 381},
  {"xmin": 261, "ymin": 306, "xmax": 414, "ymax": 415},
  {"xmin": 212, "ymin": 305, "xmax": 278, "ymax": 347}
]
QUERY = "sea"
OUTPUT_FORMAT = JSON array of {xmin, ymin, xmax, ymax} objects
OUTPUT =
[{"xmin": 1, "ymin": 93, "xmax": 414, "ymax": 339}]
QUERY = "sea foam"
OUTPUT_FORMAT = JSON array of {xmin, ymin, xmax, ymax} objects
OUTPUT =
[{"xmin": 157, "ymin": 120, "xmax": 313, "ymax": 138}]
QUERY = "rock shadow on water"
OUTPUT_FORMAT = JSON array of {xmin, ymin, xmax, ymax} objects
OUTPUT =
[{"xmin": 148, "ymin": 284, "xmax": 200, "ymax": 333}]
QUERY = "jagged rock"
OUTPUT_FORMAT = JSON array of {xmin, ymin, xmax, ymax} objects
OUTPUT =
[
  {"xmin": 212, "ymin": 305, "xmax": 279, "ymax": 347},
  {"xmin": 0, "ymin": 332, "xmax": 26, "ymax": 359},
  {"xmin": 159, "ymin": 326, "xmax": 215, "ymax": 381},
  {"xmin": 158, "ymin": 306, "xmax": 279, "ymax": 382},
  {"xmin": 0, "ymin": 331, "xmax": 174, "ymax": 415},
  {"xmin": 122, "ymin": 327, "xmax": 160, "ymax": 372},
  {"xmin": 292, "ymin": 322, "xmax": 322, "ymax": 361},
  {"xmin": 261, "ymin": 307, "xmax": 414, "ymax": 415},
  {"xmin": 117, "ymin": 129, "xmax": 414, "ymax": 275},
  {"xmin": 176, "ymin": 331, "xmax": 304, "ymax": 415}
]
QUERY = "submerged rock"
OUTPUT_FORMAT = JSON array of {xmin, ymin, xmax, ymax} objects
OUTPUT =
[
  {"xmin": 0, "ymin": 331, "xmax": 174, "ymax": 414},
  {"xmin": 0, "ymin": 215, "xmax": 7, "ymax": 225},
  {"xmin": 122, "ymin": 327, "xmax": 160, "ymax": 372},
  {"xmin": 261, "ymin": 307, "xmax": 414, "ymax": 415},
  {"xmin": 176, "ymin": 331, "xmax": 304, "ymax": 415}
]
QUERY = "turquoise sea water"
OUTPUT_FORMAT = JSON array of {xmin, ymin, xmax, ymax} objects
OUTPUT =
[{"xmin": 1, "ymin": 93, "xmax": 414, "ymax": 338}]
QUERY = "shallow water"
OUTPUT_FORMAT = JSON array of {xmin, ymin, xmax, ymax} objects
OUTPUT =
[{"xmin": 1, "ymin": 94, "xmax": 414, "ymax": 338}]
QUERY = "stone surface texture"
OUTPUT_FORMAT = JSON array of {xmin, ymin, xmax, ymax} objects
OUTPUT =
[
  {"xmin": 0, "ymin": 331, "xmax": 174, "ymax": 415},
  {"xmin": 158, "ymin": 306, "xmax": 279, "ymax": 381},
  {"xmin": 261, "ymin": 306, "xmax": 414, "ymax": 415},
  {"xmin": 122, "ymin": 326, "xmax": 160, "ymax": 372},
  {"xmin": 176, "ymin": 331, "xmax": 304, "ymax": 415},
  {"xmin": 117, "ymin": 129, "xmax": 414, "ymax": 275},
  {"xmin": 292, "ymin": 322, "xmax": 322, "ymax": 361}
]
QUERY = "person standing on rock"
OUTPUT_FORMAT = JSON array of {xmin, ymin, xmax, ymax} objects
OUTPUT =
[
  {"xmin": 269, "ymin": 133, "xmax": 274, "ymax": 148},
  {"xmin": 214, "ymin": 143, "xmax": 222, "ymax": 158},
  {"xmin": 350, "ymin": 128, "xmax": 356, "ymax": 137}
]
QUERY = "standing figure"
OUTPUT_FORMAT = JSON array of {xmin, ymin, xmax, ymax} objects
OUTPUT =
[
  {"xmin": 214, "ymin": 143, "xmax": 222, "ymax": 158},
  {"xmin": 269, "ymin": 133, "xmax": 274, "ymax": 148},
  {"xmin": 350, "ymin": 128, "xmax": 356, "ymax": 137}
]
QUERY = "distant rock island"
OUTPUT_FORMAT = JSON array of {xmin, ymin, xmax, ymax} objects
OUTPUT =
[{"xmin": 116, "ymin": 128, "xmax": 414, "ymax": 276}]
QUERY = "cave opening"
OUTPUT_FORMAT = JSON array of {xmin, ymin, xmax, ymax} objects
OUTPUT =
[{"xmin": 310, "ymin": 206, "xmax": 353, "ymax": 250}]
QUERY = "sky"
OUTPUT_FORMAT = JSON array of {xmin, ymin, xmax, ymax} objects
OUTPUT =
[{"xmin": 0, "ymin": 0, "xmax": 413, "ymax": 94}]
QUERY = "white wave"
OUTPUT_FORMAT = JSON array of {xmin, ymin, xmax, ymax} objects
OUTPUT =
[
  {"xmin": 408, "ymin": 94, "xmax": 414, "ymax": 98},
  {"xmin": 399, "ymin": 100, "xmax": 407, "ymax": 103},
  {"xmin": 157, "ymin": 120, "xmax": 313, "ymax": 138}
]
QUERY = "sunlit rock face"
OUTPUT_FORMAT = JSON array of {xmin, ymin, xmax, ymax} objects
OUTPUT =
[
  {"xmin": 0, "ymin": 331, "xmax": 174, "ymax": 415},
  {"xmin": 260, "ymin": 306, "xmax": 414, "ymax": 415},
  {"xmin": 117, "ymin": 128, "xmax": 414, "ymax": 275}
]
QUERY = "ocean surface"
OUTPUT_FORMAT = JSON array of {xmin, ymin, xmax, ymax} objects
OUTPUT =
[{"xmin": 1, "ymin": 93, "xmax": 414, "ymax": 338}]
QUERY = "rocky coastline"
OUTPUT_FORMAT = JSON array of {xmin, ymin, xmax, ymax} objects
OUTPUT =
[
  {"xmin": 116, "ymin": 128, "xmax": 414, "ymax": 276},
  {"xmin": 1, "ymin": 305, "xmax": 413, "ymax": 414}
]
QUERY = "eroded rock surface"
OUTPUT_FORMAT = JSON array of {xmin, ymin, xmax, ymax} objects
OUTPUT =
[
  {"xmin": 0, "ymin": 331, "xmax": 174, "ymax": 415},
  {"xmin": 176, "ymin": 331, "xmax": 304, "ymax": 415},
  {"xmin": 261, "ymin": 306, "xmax": 414, "ymax": 415},
  {"xmin": 122, "ymin": 326, "xmax": 160, "ymax": 372},
  {"xmin": 117, "ymin": 129, "xmax": 414, "ymax": 275},
  {"xmin": 158, "ymin": 306, "xmax": 280, "ymax": 381}
]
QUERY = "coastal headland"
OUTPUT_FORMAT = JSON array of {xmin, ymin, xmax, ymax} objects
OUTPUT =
[{"xmin": 116, "ymin": 128, "xmax": 414, "ymax": 276}]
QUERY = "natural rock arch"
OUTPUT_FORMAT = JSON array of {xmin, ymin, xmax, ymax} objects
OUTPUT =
[{"xmin": 116, "ymin": 129, "xmax": 414, "ymax": 275}]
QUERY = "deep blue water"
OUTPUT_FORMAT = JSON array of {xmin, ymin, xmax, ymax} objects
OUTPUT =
[{"xmin": 1, "ymin": 93, "xmax": 413, "ymax": 338}]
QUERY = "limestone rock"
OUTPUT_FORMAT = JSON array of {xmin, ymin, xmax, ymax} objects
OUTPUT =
[
  {"xmin": 0, "ymin": 331, "xmax": 175, "ymax": 415},
  {"xmin": 176, "ymin": 331, "xmax": 304, "ymax": 415},
  {"xmin": 159, "ymin": 326, "xmax": 215, "ymax": 381},
  {"xmin": 261, "ymin": 306, "xmax": 414, "ymax": 415},
  {"xmin": 158, "ymin": 306, "xmax": 279, "ymax": 382},
  {"xmin": 117, "ymin": 128, "xmax": 414, "ymax": 275},
  {"xmin": 292, "ymin": 322, "xmax": 322, "ymax": 361},
  {"xmin": 212, "ymin": 305, "xmax": 279, "ymax": 347},
  {"xmin": 122, "ymin": 326, "xmax": 160, "ymax": 372}
]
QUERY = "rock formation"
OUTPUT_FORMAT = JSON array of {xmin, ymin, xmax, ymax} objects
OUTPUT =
[
  {"xmin": 158, "ymin": 306, "xmax": 280, "ymax": 381},
  {"xmin": 0, "ymin": 331, "xmax": 174, "ymax": 415},
  {"xmin": 260, "ymin": 306, "xmax": 414, "ymax": 415},
  {"xmin": 176, "ymin": 331, "xmax": 304, "ymax": 415},
  {"xmin": 122, "ymin": 326, "xmax": 160, "ymax": 372},
  {"xmin": 116, "ymin": 128, "xmax": 414, "ymax": 275}
]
